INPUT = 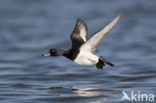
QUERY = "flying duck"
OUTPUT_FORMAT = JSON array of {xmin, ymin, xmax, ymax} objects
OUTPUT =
[{"xmin": 43, "ymin": 14, "xmax": 120, "ymax": 69}]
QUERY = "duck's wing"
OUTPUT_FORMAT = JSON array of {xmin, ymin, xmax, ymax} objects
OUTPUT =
[
  {"xmin": 70, "ymin": 19, "xmax": 88, "ymax": 48},
  {"xmin": 80, "ymin": 14, "xmax": 120, "ymax": 54}
]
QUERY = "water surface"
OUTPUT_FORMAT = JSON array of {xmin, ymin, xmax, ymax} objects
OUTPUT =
[{"xmin": 0, "ymin": 0, "xmax": 156, "ymax": 103}]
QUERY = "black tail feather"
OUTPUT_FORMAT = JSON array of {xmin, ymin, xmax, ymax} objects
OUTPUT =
[{"xmin": 96, "ymin": 57, "xmax": 114, "ymax": 69}]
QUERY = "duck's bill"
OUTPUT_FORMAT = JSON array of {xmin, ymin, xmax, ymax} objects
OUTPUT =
[{"xmin": 42, "ymin": 52, "xmax": 50, "ymax": 56}]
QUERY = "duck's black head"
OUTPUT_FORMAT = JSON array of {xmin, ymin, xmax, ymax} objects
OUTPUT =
[{"xmin": 42, "ymin": 49, "xmax": 64, "ymax": 56}]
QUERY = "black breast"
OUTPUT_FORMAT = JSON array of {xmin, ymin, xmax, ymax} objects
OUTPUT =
[{"xmin": 63, "ymin": 48, "xmax": 80, "ymax": 61}]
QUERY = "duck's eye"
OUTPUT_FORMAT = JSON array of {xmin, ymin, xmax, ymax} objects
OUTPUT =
[{"xmin": 51, "ymin": 49, "xmax": 55, "ymax": 52}]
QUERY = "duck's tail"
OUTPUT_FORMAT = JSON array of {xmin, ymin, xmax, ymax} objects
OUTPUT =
[{"xmin": 96, "ymin": 57, "xmax": 114, "ymax": 69}]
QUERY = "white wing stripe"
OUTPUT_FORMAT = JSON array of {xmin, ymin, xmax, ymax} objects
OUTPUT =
[{"xmin": 80, "ymin": 26, "xmax": 87, "ymax": 41}]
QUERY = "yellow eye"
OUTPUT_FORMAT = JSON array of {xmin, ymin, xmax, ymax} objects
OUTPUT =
[{"xmin": 51, "ymin": 49, "xmax": 55, "ymax": 52}]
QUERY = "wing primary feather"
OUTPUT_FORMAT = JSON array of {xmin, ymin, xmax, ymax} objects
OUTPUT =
[
  {"xmin": 81, "ymin": 14, "xmax": 121, "ymax": 53},
  {"xmin": 70, "ymin": 19, "xmax": 88, "ymax": 48}
]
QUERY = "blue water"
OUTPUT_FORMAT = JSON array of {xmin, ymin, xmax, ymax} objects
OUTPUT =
[{"xmin": 0, "ymin": 0, "xmax": 156, "ymax": 103}]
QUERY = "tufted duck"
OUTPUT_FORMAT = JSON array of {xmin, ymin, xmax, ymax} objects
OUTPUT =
[{"xmin": 43, "ymin": 14, "xmax": 120, "ymax": 69}]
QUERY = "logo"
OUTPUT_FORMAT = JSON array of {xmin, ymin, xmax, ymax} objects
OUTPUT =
[{"xmin": 121, "ymin": 91, "xmax": 155, "ymax": 102}]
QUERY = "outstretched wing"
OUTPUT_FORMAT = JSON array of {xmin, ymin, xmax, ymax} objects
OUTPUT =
[
  {"xmin": 80, "ymin": 14, "xmax": 121, "ymax": 54},
  {"xmin": 70, "ymin": 19, "xmax": 88, "ymax": 48}
]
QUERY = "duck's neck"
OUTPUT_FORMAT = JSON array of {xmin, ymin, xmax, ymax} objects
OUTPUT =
[
  {"xmin": 56, "ymin": 49, "xmax": 65, "ymax": 56},
  {"xmin": 56, "ymin": 49, "xmax": 75, "ymax": 60}
]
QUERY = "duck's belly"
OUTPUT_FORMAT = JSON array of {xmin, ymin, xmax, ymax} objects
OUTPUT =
[{"xmin": 74, "ymin": 52, "xmax": 99, "ymax": 65}]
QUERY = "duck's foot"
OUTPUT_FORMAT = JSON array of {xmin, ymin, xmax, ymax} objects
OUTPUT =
[{"xmin": 96, "ymin": 57, "xmax": 114, "ymax": 69}]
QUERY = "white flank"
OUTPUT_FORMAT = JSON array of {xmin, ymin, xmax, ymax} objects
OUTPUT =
[{"xmin": 74, "ymin": 49, "xmax": 99, "ymax": 65}]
